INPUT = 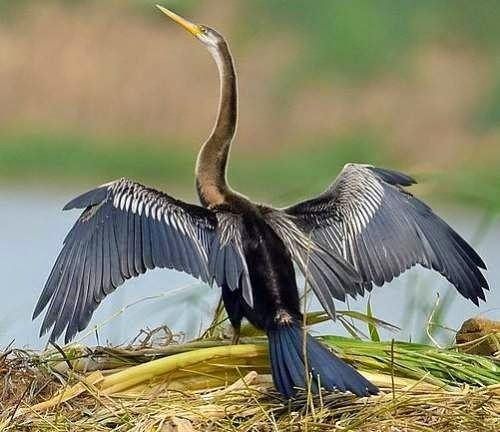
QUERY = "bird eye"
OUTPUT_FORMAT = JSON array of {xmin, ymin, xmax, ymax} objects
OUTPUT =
[{"xmin": 199, "ymin": 25, "xmax": 208, "ymax": 34}]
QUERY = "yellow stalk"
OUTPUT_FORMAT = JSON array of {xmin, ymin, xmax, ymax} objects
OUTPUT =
[
  {"xmin": 3, "ymin": 344, "xmax": 266, "ymax": 424},
  {"xmin": 100, "ymin": 344, "xmax": 266, "ymax": 394}
]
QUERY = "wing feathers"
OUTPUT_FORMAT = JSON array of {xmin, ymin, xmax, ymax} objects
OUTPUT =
[
  {"xmin": 63, "ymin": 186, "xmax": 109, "ymax": 211},
  {"xmin": 141, "ymin": 214, "xmax": 154, "ymax": 270},
  {"xmin": 283, "ymin": 163, "xmax": 488, "ymax": 308},
  {"xmin": 368, "ymin": 166, "xmax": 416, "ymax": 186},
  {"xmin": 263, "ymin": 209, "xmax": 361, "ymax": 317},
  {"xmin": 133, "ymin": 212, "xmax": 144, "ymax": 275},
  {"xmin": 109, "ymin": 218, "xmax": 124, "ymax": 288},
  {"xmin": 35, "ymin": 179, "xmax": 218, "ymax": 342}
]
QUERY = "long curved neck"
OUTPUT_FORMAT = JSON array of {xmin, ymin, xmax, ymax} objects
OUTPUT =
[{"xmin": 195, "ymin": 39, "xmax": 237, "ymax": 207}]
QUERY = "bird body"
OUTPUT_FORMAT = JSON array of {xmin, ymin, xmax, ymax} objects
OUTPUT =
[
  {"xmin": 217, "ymin": 200, "xmax": 378, "ymax": 397},
  {"xmin": 221, "ymin": 201, "xmax": 301, "ymax": 331},
  {"xmin": 33, "ymin": 6, "xmax": 488, "ymax": 399}
]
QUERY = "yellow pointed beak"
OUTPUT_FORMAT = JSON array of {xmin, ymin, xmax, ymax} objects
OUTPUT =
[{"xmin": 156, "ymin": 5, "xmax": 202, "ymax": 37}]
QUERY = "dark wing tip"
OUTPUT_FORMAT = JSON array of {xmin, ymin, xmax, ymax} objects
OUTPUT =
[
  {"xmin": 49, "ymin": 326, "xmax": 66, "ymax": 344},
  {"xmin": 63, "ymin": 185, "xmax": 111, "ymax": 211},
  {"xmin": 39, "ymin": 317, "xmax": 54, "ymax": 339},
  {"xmin": 368, "ymin": 166, "xmax": 417, "ymax": 187},
  {"xmin": 32, "ymin": 304, "xmax": 43, "ymax": 321},
  {"xmin": 412, "ymin": 200, "xmax": 489, "ymax": 305},
  {"xmin": 32, "ymin": 279, "xmax": 57, "ymax": 321},
  {"xmin": 450, "ymin": 229, "xmax": 488, "ymax": 270}
]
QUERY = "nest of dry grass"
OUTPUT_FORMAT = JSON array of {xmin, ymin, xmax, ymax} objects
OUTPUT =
[{"xmin": 0, "ymin": 321, "xmax": 498, "ymax": 432}]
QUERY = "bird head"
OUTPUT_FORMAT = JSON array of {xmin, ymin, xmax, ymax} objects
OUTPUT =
[{"xmin": 156, "ymin": 5, "xmax": 224, "ymax": 49}]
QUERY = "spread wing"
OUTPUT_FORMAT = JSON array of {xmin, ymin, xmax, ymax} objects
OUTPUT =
[
  {"xmin": 263, "ymin": 209, "xmax": 361, "ymax": 318},
  {"xmin": 33, "ymin": 178, "xmax": 249, "ymax": 343},
  {"xmin": 208, "ymin": 212, "xmax": 253, "ymax": 308},
  {"xmin": 282, "ymin": 163, "xmax": 488, "ymax": 311}
]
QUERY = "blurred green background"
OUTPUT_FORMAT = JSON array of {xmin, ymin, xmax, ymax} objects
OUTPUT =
[
  {"xmin": 0, "ymin": 0, "xmax": 499, "ymax": 208},
  {"xmin": 0, "ymin": 1, "xmax": 499, "ymax": 348}
]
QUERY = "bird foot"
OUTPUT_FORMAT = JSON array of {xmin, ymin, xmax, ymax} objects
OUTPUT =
[{"xmin": 231, "ymin": 327, "xmax": 240, "ymax": 345}]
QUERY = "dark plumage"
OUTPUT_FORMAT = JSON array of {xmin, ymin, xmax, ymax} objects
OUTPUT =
[
  {"xmin": 34, "ymin": 7, "xmax": 488, "ymax": 400},
  {"xmin": 280, "ymin": 164, "xmax": 488, "ymax": 313},
  {"xmin": 268, "ymin": 324, "xmax": 378, "ymax": 398}
]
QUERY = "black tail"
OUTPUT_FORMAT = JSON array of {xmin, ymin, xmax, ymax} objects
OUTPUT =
[{"xmin": 267, "ymin": 324, "xmax": 378, "ymax": 398}]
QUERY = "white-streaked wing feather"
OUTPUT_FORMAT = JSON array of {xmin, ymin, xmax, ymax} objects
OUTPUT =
[
  {"xmin": 34, "ymin": 178, "xmax": 251, "ymax": 343},
  {"xmin": 264, "ymin": 209, "xmax": 361, "ymax": 318},
  {"xmin": 284, "ymin": 163, "xmax": 488, "ymax": 309}
]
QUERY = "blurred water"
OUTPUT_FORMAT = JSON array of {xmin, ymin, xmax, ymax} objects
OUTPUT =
[{"xmin": 0, "ymin": 186, "xmax": 498, "ymax": 350}]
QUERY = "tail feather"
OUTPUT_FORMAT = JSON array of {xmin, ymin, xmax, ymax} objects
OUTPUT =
[
  {"xmin": 280, "ymin": 329, "xmax": 315, "ymax": 394},
  {"xmin": 269, "ymin": 334, "xmax": 288, "ymax": 396},
  {"xmin": 268, "ymin": 324, "xmax": 378, "ymax": 398}
]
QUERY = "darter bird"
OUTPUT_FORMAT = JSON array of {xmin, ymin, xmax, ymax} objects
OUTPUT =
[{"xmin": 33, "ymin": 5, "xmax": 489, "ymax": 398}]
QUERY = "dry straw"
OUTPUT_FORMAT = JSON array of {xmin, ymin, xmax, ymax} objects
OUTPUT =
[{"xmin": 1, "ymin": 319, "xmax": 498, "ymax": 431}]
